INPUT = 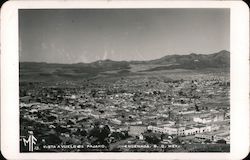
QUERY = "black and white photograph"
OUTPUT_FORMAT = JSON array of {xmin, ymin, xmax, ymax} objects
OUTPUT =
[
  {"xmin": 19, "ymin": 8, "xmax": 230, "ymax": 152},
  {"xmin": 1, "ymin": 1, "xmax": 249, "ymax": 159}
]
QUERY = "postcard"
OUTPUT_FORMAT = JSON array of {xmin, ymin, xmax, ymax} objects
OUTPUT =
[{"xmin": 1, "ymin": 1, "xmax": 249, "ymax": 159}]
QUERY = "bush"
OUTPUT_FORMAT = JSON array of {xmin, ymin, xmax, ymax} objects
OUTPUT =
[{"xmin": 144, "ymin": 133, "xmax": 161, "ymax": 144}]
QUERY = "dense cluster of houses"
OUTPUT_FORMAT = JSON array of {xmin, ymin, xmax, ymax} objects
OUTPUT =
[{"xmin": 20, "ymin": 77, "xmax": 230, "ymax": 151}]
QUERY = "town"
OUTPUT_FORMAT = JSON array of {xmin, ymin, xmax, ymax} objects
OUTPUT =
[{"xmin": 20, "ymin": 74, "xmax": 230, "ymax": 152}]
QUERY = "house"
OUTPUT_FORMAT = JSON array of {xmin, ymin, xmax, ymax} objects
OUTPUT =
[
  {"xmin": 138, "ymin": 134, "xmax": 144, "ymax": 140},
  {"xmin": 213, "ymin": 112, "xmax": 225, "ymax": 122},
  {"xmin": 110, "ymin": 118, "xmax": 122, "ymax": 125},
  {"xmin": 195, "ymin": 133, "xmax": 214, "ymax": 141}
]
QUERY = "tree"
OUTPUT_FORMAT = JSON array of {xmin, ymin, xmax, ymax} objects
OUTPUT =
[
  {"xmin": 99, "ymin": 110, "xmax": 105, "ymax": 114},
  {"xmin": 204, "ymin": 139, "xmax": 211, "ymax": 143},
  {"xmin": 195, "ymin": 103, "xmax": 200, "ymax": 112},
  {"xmin": 88, "ymin": 123, "xmax": 111, "ymax": 146},
  {"xmin": 216, "ymin": 139, "xmax": 226, "ymax": 144},
  {"xmin": 76, "ymin": 128, "xmax": 87, "ymax": 137},
  {"xmin": 45, "ymin": 133, "xmax": 62, "ymax": 145},
  {"xmin": 172, "ymin": 137, "xmax": 181, "ymax": 145},
  {"xmin": 144, "ymin": 133, "xmax": 161, "ymax": 144},
  {"xmin": 100, "ymin": 125, "xmax": 111, "ymax": 140}
]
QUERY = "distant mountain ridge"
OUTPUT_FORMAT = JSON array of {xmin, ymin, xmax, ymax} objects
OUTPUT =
[
  {"xmin": 139, "ymin": 50, "xmax": 230, "ymax": 71},
  {"xmin": 148, "ymin": 50, "xmax": 229, "ymax": 65},
  {"xmin": 20, "ymin": 50, "xmax": 230, "ymax": 81},
  {"xmin": 21, "ymin": 50, "xmax": 229, "ymax": 66}
]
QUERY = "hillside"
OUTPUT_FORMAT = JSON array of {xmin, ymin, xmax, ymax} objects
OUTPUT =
[{"xmin": 140, "ymin": 50, "xmax": 230, "ymax": 71}]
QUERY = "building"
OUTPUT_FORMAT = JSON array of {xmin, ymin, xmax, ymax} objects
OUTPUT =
[
  {"xmin": 193, "ymin": 111, "xmax": 225, "ymax": 124},
  {"xmin": 110, "ymin": 118, "xmax": 122, "ymax": 125},
  {"xmin": 148, "ymin": 125, "xmax": 185, "ymax": 135},
  {"xmin": 195, "ymin": 129, "xmax": 229, "ymax": 143},
  {"xmin": 128, "ymin": 125, "xmax": 147, "ymax": 136},
  {"xmin": 193, "ymin": 116, "xmax": 212, "ymax": 124},
  {"xmin": 148, "ymin": 124, "xmax": 211, "ymax": 136}
]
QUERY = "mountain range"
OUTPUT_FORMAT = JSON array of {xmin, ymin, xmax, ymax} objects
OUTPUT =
[{"xmin": 20, "ymin": 50, "xmax": 230, "ymax": 81}]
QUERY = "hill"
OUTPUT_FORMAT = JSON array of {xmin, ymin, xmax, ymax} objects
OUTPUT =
[{"xmin": 140, "ymin": 50, "xmax": 229, "ymax": 71}]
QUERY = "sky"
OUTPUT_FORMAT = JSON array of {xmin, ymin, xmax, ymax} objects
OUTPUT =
[{"xmin": 19, "ymin": 9, "xmax": 230, "ymax": 63}]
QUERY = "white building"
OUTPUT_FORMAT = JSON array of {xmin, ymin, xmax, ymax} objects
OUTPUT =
[
  {"xmin": 148, "ymin": 124, "xmax": 211, "ymax": 136},
  {"xmin": 193, "ymin": 111, "xmax": 225, "ymax": 124},
  {"xmin": 110, "ymin": 118, "xmax": 122, "ymax": 125},
  {"xmin": 193, "ymin": 117, "xmax": 212, "ymax": 124},
  {"xmin": 148, "ymin": 125, "xmax": 185, "ymax": 135}
]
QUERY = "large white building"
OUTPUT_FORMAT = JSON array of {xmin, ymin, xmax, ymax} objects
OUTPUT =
[
  {"xmin": 195, "ymin": 129, "xmax": 230, "ymax": 144},
  {"xmin": 193, "ymin": 111, "xmax": 225, "ymax": 124},
  {"xmin": 148, "ymin": 124, "xmax": 212, "ymax": 136}
]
